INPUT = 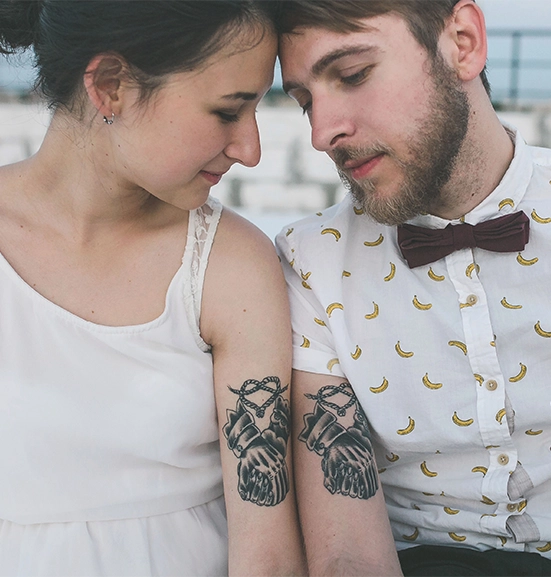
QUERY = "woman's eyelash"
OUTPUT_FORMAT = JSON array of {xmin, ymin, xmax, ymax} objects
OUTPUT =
[
  {"xmin": 216, "ymin": 111, "xmax": 240, "ymax": 123},
  {"xmin": 301, "ymin": 102, "xmax": 312, "ymax": 116}
]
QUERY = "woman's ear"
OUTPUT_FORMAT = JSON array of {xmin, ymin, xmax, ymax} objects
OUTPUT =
[
  {"xmin": 440, "ymin": 0, "xmax": 488, "ymax": 82},
  {"xmin": 83, "ymin": 53, "xmax": 125, "ymax": 118}
]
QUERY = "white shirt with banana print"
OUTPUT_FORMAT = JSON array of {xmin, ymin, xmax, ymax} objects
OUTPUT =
[{"xmin": 276, "ymin": 128, "xmax": 551, "ymax": 555}]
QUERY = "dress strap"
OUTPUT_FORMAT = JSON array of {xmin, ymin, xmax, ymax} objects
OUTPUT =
[{"xmin": 183, "ymin": 196, "xmax": 223, "ymax": 352}]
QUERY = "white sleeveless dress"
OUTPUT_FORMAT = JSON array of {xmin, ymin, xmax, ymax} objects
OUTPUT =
[{"xmin": 0, "ymin": 197, "xmax": 228, "ymax": 576}]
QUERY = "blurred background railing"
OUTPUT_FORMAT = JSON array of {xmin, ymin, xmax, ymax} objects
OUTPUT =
[{"xmin": 2, "ymin": 26, "xmax": 551, "ymax": 238}]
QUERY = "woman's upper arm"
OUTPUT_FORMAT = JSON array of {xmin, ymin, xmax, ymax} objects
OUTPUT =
[{"xmin": 201, "ymin": 210, "xmax": 305, "ymax": 576}]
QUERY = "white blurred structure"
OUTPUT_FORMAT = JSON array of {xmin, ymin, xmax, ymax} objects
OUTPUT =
[{"xmin": 1, "ymin": 101, "xmax": 551, "ymax": 223}]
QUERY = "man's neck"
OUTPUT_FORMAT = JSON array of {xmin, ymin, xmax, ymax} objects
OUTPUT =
[{"xmin": 429, "ymin": 110, "xmax": 515, "ymax": 221}]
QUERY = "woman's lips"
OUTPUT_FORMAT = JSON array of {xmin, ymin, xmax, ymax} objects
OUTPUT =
[{"xmin": 200, "ymin": 170, "xmax": 225, "ymax": 185}]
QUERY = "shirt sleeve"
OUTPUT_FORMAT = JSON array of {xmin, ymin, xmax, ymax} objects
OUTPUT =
[{"xmin": 275, "ymin": 231, "xmax": 345, "ymax": 378}]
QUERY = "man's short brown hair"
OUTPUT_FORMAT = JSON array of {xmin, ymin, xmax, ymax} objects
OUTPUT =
[{"xmin": 273, "ymin": 0, "xmax": 490, "ymax": 96}]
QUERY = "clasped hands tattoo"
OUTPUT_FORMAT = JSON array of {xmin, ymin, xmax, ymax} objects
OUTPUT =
[
  {"xmin": 299, "ymin": 382, "xmax": 379, "ymax": 500},
  {"xmin": 223, "ymin": 376, "xmax": 290, "ymax": 507}
]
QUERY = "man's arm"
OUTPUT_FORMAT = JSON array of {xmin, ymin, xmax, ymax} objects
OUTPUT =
[{"xmin": 293, "ymin": 369, "xmax": 403, "ymax": 576}]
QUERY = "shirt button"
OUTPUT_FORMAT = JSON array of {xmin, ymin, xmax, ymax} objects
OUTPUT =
[
  {"xmin": 486, "ymin": 380, "xmax": 498, "ymax": 391},
  {"xmin": 498, "ymin": 454, "xmax": 510, "ymax": 466},
  {"xmin": 466, "ymin": 294, "xmax": 478, "ymax": 306},
  {"xmin": 507, "ymin": 503, "xmax": 518, "ymax": 512}
]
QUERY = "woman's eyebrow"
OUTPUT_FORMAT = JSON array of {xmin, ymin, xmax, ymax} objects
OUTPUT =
[{"xmin": 220, "ymin": 92, "xmax": 259, "ymax": 101}]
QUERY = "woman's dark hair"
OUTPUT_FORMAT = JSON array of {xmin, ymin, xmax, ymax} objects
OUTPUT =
[
  {"xmin": 271, "ymin": 0, "xmax": 490, "ymax": 96},
  {"xmin": 0, "ymin": 0, "xmax": 275, "ymax": 112}
]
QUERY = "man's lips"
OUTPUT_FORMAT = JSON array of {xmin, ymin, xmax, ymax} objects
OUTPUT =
[{"xmin": 342, "ymin": 153, "xmax": 384, "ymax": 180}]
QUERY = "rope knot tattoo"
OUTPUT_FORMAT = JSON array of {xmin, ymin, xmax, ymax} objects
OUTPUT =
[
  {"xmin": 223, "ymin": 377, "xmax": 290, "ymax": 507},
  {"xmin": 300, "ymin": 382, "xmax": 379, "ymax": 500},
  {"xmin": 305, "ymin": 382, "xmax": 356, "ymax": 416},
  {"xmin": 229, "ymin": 376, "xmax": 288, "ymax": 418}
]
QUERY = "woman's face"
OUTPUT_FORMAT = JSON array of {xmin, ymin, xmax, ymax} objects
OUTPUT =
[{"xmin": 111, "ymin": 27, "xmax": 277, "ymax": 210}]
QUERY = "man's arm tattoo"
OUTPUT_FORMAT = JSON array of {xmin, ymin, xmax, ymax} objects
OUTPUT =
[
  {"xmin": 299, "ymin": 382, "xmax": 379, "ymax": 500},
  {"xmin": 223, "ymin": 376, "xmax": 290, "ymax": 506}
]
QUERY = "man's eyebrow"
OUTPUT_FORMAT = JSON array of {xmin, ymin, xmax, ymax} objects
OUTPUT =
[
  {"xmin": 220, "ymin": 92, "xmax": 258, "ymax": 101},
  {"xmin": 283, "ymin": 45, "xmax": 379, "ymax": 94},
  {"xmin": 312, "ymin": 45, "xmax": 379, "ymax": 77}
]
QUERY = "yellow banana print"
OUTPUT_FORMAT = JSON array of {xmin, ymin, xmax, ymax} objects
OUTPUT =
[
  {"xmin": 481, "ymin": 495, "xmax": 496, "ymax": 506},
  {"xmin": 420, "ymin": 461, "xmax": 438, "ymax": 478},
  {"xmin": 321, "ymin": 228, "xmax": 341, "ymax": 241},
  {"xmin": 444, "ymin": 507, "xmax": 460, "ymax": 515},
  {"xmin": 300, "ymin": 271, "xmax": 312, "ymax": 290},
  {"xmin": 384, "ymin": 262, "xmax": 396, "ymax": 282},
  {"xmin": 537, "ymin": 543, "xmax": 551, "ymax": 553},
  {"xmin": 289, "ymin": 259, "xmax": 295, "ymax": 267},
  {"xmin": 413, "ymin": 295, "xmax": 432, "ymax": 310},
  {"xmin": 465, "ymin": 263, "xmax": 480, "ymax": 279},
  {"xmin": 342, "ymin": 270, "xmax": 351, "ymax": 277},
  {"xmin": 428, "ymin": 267, "xmax": 445, "ymax": 281},
  {"xmin": 499, "ymin": 537, "xmax": 507, "ymax": 546},
  {"xmin": 517, "ymin": 253, "xmax": 539, "ymax": 266},
  {"xmin": 498, "ymin": 198, "xmax": 515, "ymax": 210},
  {"xmin": 448, "ymin": 340, "xmax": 468, "ymax": 355},
  {"xmin": 364, "ymin": 234, "xmax": 384, "ymax": 247},
  {"xmin": 285, "ymin": 228, "xmax": 293, "ymax": 236},
  {"xmin": 496, "ymin": 408, "xmax": 507, "ymax": 424},
  {"xmin": 509, "ymin": 363, "xmax": 527, "ymax": 382},
  {"xmin": 326, "ymin": 302, "xmax": 344, "ymax": 317},
  {"xmin": 351, "ymin": 345, "xmax": 362, "ymax": 360},
  {"xmin": 386, "ymin": 452, "xmax": 400, "ymax": 462},
  {"xmin": 471, "ymin": 466, "xmax": 488, "ymax": 476},
  {"xmin": 314, "ymin": 317, "xmax": 326, "ymax": 327},
  {"xmin": 452, "ymin": 411, "xmax": 474, "ymax": 427},
  {"xmin": 353, "ymin": 206, "xmax": 365, "ymax": 215},
  {"xmin": 474, "ymin": 374, "xmax": 484, "ymax": 385},
  {"xmin": 395, "ymin": 341, "xmax": 414, "ymax": 358},
  {"xmin": 327, "ymin": 358, "xmax": 340, "ymax": 372},
  {"xmin": 518, "ymin": 500, "xmax": 527, "ymax": 513},
  {"xmin": 423, "ymin": 373, "xmax": 443, "ymax": 390},
  {"xmin": 364, "ymin": 302, "xmax": 379, "ymax": 320},
  {"xmin": 531, "ymin": 209, "xmax": 551, "ymax": 224},
  {"xmin": 449, "ymin": 532, "xmax": 467, "ymax": 542},
  {"xmin": 525, "ymin": 429, "xmax": 543, "ymax": 436},
  {"xmin": 316, "ymin": 212, "xmax": 323, "ymax": 216},
  {"xmin": 369, "ymin": 377, "xmax": 389, "ymax": 394},
  {"xmin": 535, "ymin": 321, "xmax": 551, "ymax": 338},
  {"xmin": 397, "ymin": 416, "xmax": 415, "ymax": 435},
  {"xmin": 412, "ymin": 504, "xmax": 421, "ymax": 511},
  {"xmin": 300, "ymin": 336, "xmax": 310, "ymax": 348},
  {"xmin": 378, "ymin": 467, "xmax": 387, "ymax": 474},
  {"xmin": 501, "ymin": 297, "xmax": 522, "ymax": 310},
  {"xmin": 402, "ymin": 528, "xmax": 419, "ymax": 541}
]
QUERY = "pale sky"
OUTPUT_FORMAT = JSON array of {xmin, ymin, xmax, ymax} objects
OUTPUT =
[{"xmin": 479, "ymin": 0, "xmax": 551, "ymax": 28}]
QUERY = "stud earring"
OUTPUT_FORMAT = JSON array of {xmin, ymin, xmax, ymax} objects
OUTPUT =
[{"xmin": 103, "ymin": 112, "xmax": 115, "ymax": 125}]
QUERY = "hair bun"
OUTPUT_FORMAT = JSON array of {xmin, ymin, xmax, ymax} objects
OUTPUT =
[{"xmin": 0, "ymin": 0, "xmax": 44, "ymax": 54}]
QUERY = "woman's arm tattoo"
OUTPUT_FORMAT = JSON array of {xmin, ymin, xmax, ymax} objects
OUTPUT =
[
  {"xmin": 299, "ymin": 382, "xmax": 378, "ymax": 500},
  {"xmin": 223, "ymin": 376, "xmax": 290, "ymax": 506}
]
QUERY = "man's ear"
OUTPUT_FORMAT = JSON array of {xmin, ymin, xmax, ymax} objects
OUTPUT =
[
  {"xmin": 83, "ymin": 53, "xmax": 126, "ymax": 118},
  {"xmin": 440, "ymin": 0, "xmax": 487, "ymax": 82}
]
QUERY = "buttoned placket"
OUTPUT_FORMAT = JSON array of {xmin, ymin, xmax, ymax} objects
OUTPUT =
[{"xmin": 445, "ymin": 247, "xmax": 525, "ymax": 546}]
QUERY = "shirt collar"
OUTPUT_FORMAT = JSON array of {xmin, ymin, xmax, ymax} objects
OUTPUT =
[{"xmin": 406, "ymin": 124, "xmax": 533, "ymax": 230}]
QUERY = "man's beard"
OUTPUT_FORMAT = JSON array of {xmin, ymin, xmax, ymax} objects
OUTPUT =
[{"xmin": 334, "ymin": 53, "xmax": 471, "ymax": 226}]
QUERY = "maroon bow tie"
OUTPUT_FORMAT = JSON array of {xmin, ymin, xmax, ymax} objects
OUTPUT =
[{"xmin": 397, "ymin": 211, "xmax": 530, "ymax": 269}]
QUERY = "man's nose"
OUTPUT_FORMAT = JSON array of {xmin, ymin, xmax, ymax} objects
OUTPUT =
[{"xmin": 310, "ymin": 94, "xmax": 356, "ymax": 153}]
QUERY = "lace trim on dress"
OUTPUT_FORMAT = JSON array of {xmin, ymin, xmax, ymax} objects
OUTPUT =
[{"xmin": 183, "ymin": 196, "xmax": 223, "ymax": 352}]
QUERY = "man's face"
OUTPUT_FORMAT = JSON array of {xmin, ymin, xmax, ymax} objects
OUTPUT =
[{"xmin": 280, "ymin": 14, "xmax": 470, "ymax": 225}]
